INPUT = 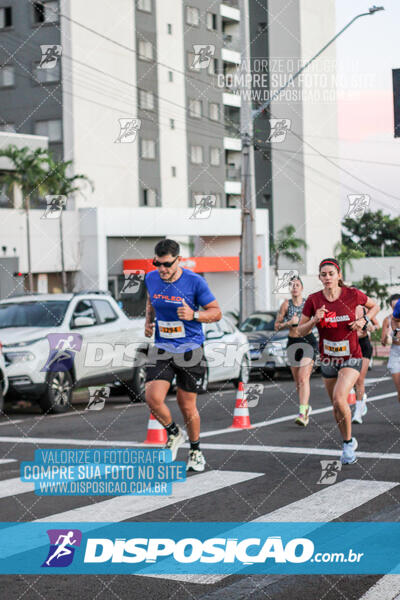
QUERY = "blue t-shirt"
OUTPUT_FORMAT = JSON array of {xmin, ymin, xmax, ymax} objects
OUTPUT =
[
  {"xmin": 145, "ymin": 268, "xmax": 216, "ymax": 352},
  {"xmin": 394, "ymin": 299, "xmax": 400, "ymax": 320}
]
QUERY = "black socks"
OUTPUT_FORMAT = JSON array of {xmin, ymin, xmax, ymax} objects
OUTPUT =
[{"xmin": 166, "ymin": 422, "xmax": 179, "ymax": 437}]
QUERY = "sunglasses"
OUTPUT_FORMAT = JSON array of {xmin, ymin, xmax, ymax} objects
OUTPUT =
[{"xmin": 153, "ymin": 256, "xmax": 178, "ymax": 268}]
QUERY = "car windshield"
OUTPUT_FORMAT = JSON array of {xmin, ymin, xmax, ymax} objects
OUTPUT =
[
  {"xmin": 240, "ymin": 313, "xmax": 275, "ymax": 332},
  {"xmin": 0, "ymin": 301, "xmax": 69, "ymax": 328}
]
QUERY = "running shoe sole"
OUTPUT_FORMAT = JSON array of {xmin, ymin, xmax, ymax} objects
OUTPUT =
[
  {"xmin": 341, "ymin": 438, "xmax": 358, "ymax": 465},
  {"xmin": 295, "ymin": 405, "xmax": 312, "ymax": 427}
]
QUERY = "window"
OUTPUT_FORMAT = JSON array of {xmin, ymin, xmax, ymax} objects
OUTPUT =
[
  {"xmin": 72, "ymin": 300, "xmax": 96, "ymax": 325},
  {"xmin": 33, "ymin": 1, "xmax": 58, "ymax": 24},
  {"xmin": 208, "ymin": 58, "xmax": 218, "ymax": 75},
  {"xmin": 190, "ymin": 145, "xmax": 203, "ymax": 164},
  {"xmin": 188, "ymin": 98, "xmax": 202, "ymax": 118},
  {"xmin": 0, "ymin": 66, "xmax": 15, "ymax": 88},
  {"xmin": 142, "ymin": 188, "xmax": 157, "ymax": 206},
  {"xmin": 186, "ymin": 6, "xmax": 199, "ymax": 26},
  {"xmin": 171, "ymin": 166, "xmax": 176, "ymax": 177},
  {"xmin": 34, "ymin": 119, "xmax": 62, "ymax": 142},
  {"xmin": 206, "ymin": 12, "xmax": 217, "ymax": 31},
  {"xmin": 258, "ymin": 22, "xmax": 267, "ymax": 33},
  {"xmin": 138, "ymin": 89, "xmax": 154, "ymax": 110},
  {"xmin": 170, "ymin": 118, "xmax": 175, "ymax": 129},
  {"xmin": 210, "ymin": 147, "xmax": 220, "ymax": 166},
  {"xmin": 34, "ymin": 61, "xmax": 60, "ymax": 83},
  {"xmin": 93, "ymin": 300, "xmax": 117, "ymax": 324},
  {"xmin": 137, "ymin": 0, "xmax": 151, "ymax": 12},
  {"xmin": 167, "ymin": 23, "xmax": 172, "ymax": 34},
  {"xmin": 138, "ymin": 39, "xmax": 153, "ymax": 61},
  {"xmin": 0, "ymin": 7, "xmax": 12, "ymax": 29},
  {"xmin": 0, "ymin": 122, "xmax": 15, "ymax": 132},
  {"xmin": 140, "ymin": 139, "xmax": 156, "ymax": 159},
  {"xmin": 209, "ymin": 102, "xmax": 220, "ymax": 121}
]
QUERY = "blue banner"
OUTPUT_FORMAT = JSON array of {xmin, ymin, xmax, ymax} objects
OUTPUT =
[{"xmin": 0, "ymin": 522, "xmax": 400, "ymax": 574}]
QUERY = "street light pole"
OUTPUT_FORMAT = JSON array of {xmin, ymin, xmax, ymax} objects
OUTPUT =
[{"xmin": 239, "ymin": 5, "xmax": 384, "ymax": 322}]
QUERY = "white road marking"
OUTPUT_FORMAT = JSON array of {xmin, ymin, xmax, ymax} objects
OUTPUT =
[
  {"xmin": 360, "ymin": 575, "xmax": 400, "ymax": 600},
  {"xmin": 0, "ymin": 459, "xmax": 16, "ymax": 465},
  {"xmin": 0, "ymin": 436, "xmax": 150, "ymax": 447},
  {"xmin": 0, "ymin": 420, "xmax": 23, "ymax": 427},
  {"xmin": 0, "ymin": 477, "xmax": 33, "ymax": 498},
  {"xmin": 191, "ymin": 442, "xmax": 400, "ymax": 461},
  {"xmin": 200, "ymin": 391, "xmax": 398, "ymax": 439}
]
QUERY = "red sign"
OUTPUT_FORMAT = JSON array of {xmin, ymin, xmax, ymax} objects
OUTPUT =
[{"xmin": 123, "ymin": 256, "xmax": 262, "ymax": 273}]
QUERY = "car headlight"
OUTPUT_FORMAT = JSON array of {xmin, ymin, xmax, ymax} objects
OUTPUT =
[
  {"xmin": 4, "ymin": 351, "xmax": 35, "ymax": 364},
  {"xmin": 3, "ymin": 337, "xmax": 46, "ymax": 348}
]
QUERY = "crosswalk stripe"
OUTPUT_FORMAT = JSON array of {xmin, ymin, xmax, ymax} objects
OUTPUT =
[
  {"xmin": 144, "ymin": 479, "xmax": 399, "ymax": 585},
  {"xmin": 359, "ymin": 575, "xmax": 400, "ymax": 600},
  {"xmin": 0, "ymin": 470, "xmax": 262, "ymax": 561},
  {"xmin": 0, "ymin": 459, "xmax": 16, "ymax": 464},
  {"xmin": 0, "ymin": 477, "xmax": 33, "ymax": 499}
]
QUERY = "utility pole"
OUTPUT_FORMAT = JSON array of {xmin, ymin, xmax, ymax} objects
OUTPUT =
[
  {"xmin": 25, "ymin": 196, "xmax": 33, "ymax": 293},
  {"xmin": 239, "ymin": 4, "xmax": 384, "ymax": 322},
  {"xmin": 59, "ymin": 207, "xmax": 67, "ymax": 292}
]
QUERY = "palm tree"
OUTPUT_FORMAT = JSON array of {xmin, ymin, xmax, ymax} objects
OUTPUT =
[
  {"xmin": 44, "ymin": 155, "xmax": 93, "ymax": 291},
  {"xmin": 0, "ymin": 146, "xmax": 49, "ymax": 291},
  {"xmin": 270, "ymin": 225, "xmax": 308, "ymax": 276},
  {"xmin": 334, "ymin": 242, "xmax": 365, "ymax": 281}
]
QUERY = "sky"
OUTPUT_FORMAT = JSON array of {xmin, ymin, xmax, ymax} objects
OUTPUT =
[{"xmin": 335, "ymin": 0, "xmax": 400, "ymax": 217}]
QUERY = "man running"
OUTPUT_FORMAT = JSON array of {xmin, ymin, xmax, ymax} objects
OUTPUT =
[
  {"xmin": 144, "ymin": 239, "xmax": 222, "ymax": 471},
  {"xmin": 297, "ymin": 258, "xmax": 379, "ymax": 464}
]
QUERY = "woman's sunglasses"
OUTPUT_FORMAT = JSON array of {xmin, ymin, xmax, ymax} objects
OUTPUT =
[{"xmin": 152, "ymin": 256, "xmax": 179, "ymax": 268}]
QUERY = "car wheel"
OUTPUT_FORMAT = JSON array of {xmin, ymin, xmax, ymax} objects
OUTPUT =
[
  {"xmin": 40, "ymin": 371, "xmax": 73, "ymax": 414},
  {"xmin": 233, "ymin": 355, "xmax": 251, "ymax": 387},
  {"xmin": 126, "ymin": 366, "xmax": 146, "ymax": 403}
]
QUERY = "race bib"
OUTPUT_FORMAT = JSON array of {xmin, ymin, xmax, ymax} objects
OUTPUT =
[
  {"xmin": 323, "ymin": 339, "xmax": 350, "ymax": 356},
  {"xmin": 158, "ymin": 320, "xmax": 186, "ymax": 339}
]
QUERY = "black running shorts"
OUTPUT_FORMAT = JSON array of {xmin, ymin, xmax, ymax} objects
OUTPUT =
[
  {"xmin": 145, "ymin": 345, "xmax": 206, "ymax": 393},
  {"xmin": 359, "ymin": 335, "xmax": 373, "ymax": 360}
]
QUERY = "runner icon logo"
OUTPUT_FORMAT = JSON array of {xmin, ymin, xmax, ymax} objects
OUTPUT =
[
  {"xmin": 41, "ymin": 333, "xmax": 83, "ymax": 372},
  {"xmin": 317, "ymin": 460, "xmax": 342, "ymax": 485},
  {"xmin": 42, "ymin": 529, "xmax": 82, "ymax": 567}
]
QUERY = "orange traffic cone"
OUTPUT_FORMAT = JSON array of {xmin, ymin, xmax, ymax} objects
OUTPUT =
[
  {"xmin": 347, "ymin": 388, "xmax": 356, "ymax": 406},
  {"xmin": 144, "ymin": 413, "xmax": 167, "ymax": 444},
  {"xmin": 230, "ymin": 382, "xmax": 252, "ymax": 429}
]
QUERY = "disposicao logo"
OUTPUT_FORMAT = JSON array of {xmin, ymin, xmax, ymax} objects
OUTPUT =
[{"xmin": 42, "ymin": 529, "xmax": 82, "ymax": 567}]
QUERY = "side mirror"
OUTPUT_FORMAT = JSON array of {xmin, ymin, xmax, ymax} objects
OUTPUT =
[{"xmin": 73, "ymin": 316, "xmax": 95, "ymax": 328}]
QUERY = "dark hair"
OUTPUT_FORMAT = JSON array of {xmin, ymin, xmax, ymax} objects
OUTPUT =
[
  {"xmin": 290, "ymin": 275, "xmax": 303, "ymax": 287},
  {"xmin": 319, "ymin": 257, "xmax": 344, "ymax": 287},
  {"xmin": 154, "ymin": 239, "xmax": 180, "ymax": 258},
  {"xmin": 389, "ymin": 293, "xmax": 400, "ymax": 305}
]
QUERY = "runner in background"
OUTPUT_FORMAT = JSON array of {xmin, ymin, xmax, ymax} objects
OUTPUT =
[
  {"xmin": 386, "ymin": 296, "xmax": 400, "ymax": 404},
  {"xmin": 297, "ymin": 258, "xmax": 379, "ymax": 464},
  {"xmin": 352, "ymin": 305, "xmax": 380, "ymax": 424},
  {"xmin": 274, "ymin": 276, "xmax": 318, "ymax": 427}
]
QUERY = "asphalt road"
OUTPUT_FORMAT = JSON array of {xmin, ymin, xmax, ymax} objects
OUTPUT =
[{"xmin": 0, "ymin": 362, "xmax": 399, "ymax": 599}]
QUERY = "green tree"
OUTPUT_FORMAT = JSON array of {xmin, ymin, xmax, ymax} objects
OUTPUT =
[
  {"xmin": 270, "ymin": 225, "xmax": 308, "ymax": 276},
  {"xmin": 342, "ymin": 210, "xmax": 400, "ymax": 257},
  {"xmin": 0, "ymin": 146, "xmax": 49, "ymax": 291},
  {"xmin": 334, "ymin": 242, "xmax": 365, "ymax": 280},
  {"xmin": 353, "ymin": 275, "xmax": 388, "ymax": 306}
]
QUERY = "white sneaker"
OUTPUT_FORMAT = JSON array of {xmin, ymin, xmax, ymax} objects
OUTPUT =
[
  {"xmin": 362, "ymin": 394, "xmax": 368, "ymax": 416},
  {"xmin": 165, "ymin": 426, "xmax": 186, "ymax": 461},
  {"xmin": 186, "ymin": 449, "xmax": 206, "ymax": 472},
  {"xmin": 352, "ymin": 400, "xmax": 367, "ymax": 424},
  {"xmin": 341, "ymin": 437, "xmax": 358, "ymax": 465}
]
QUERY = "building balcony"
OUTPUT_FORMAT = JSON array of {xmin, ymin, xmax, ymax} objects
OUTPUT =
[
  {"xmin": 223, "ymin": 33, "xmax": 240, "ymax": 52},
  {"xmin": 224, "ymin": 136, "xmax": 241, "ymax": 151},
  {"xmin": 220, "ymin": 2, "xmax": 240, "ymax": 22},
  {"xmin": 226, "ymin": 166, "xmax": 241, "ymax": 181},
  {"xmin": 224, "ymin": 180, "xmax": 241, "ymax": 195},
  {"xmin": 223, "ymin": 91, "xmax": 241, "ymax": 107},
  {"xmin": 221, "ymin": 47, "xmax": 241, "ymax": 65}
]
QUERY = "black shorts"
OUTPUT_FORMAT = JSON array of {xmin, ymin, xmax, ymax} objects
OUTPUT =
[
  {"xmin": 320, "ymin": 358, "xmax": 363, "ymax": 378},
  {"xmin": 359, "ymin": 335, "xmax": 373, "ymax": 360},
  {"xmin": 286, "ymin": 334, "xmax": 318, "ymax": 365},
  {"xmin": 145, "ymin": 344, "xmax": 206, "ymax": 393}
]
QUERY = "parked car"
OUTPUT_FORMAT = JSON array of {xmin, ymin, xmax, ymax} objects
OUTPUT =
[
  {"xmin": 239, "ymin": 311, "xmax": 319, "ymax": 379},
  {"xmin": 0, "ymin": 341, "xmax": 9, "ymax": 415},
  {"xmin": 0, "ymin": 292, "xmax": 148, "ymax": 413}
]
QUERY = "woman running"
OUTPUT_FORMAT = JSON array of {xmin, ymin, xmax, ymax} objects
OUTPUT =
[
  {"xmin": 297, "ymin": 258, "xmax": 379, "ymax": 464},
  {"xmin": 274, "ymin": 276, "xmax": 318, "ymax": 426},
  {"xmin": 352, "ymin": 305, "xmax": 379, "ymax": 424},
  {"xmin": 384, "ymin": 295, "xmax": 400, "ymax": 404}
]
